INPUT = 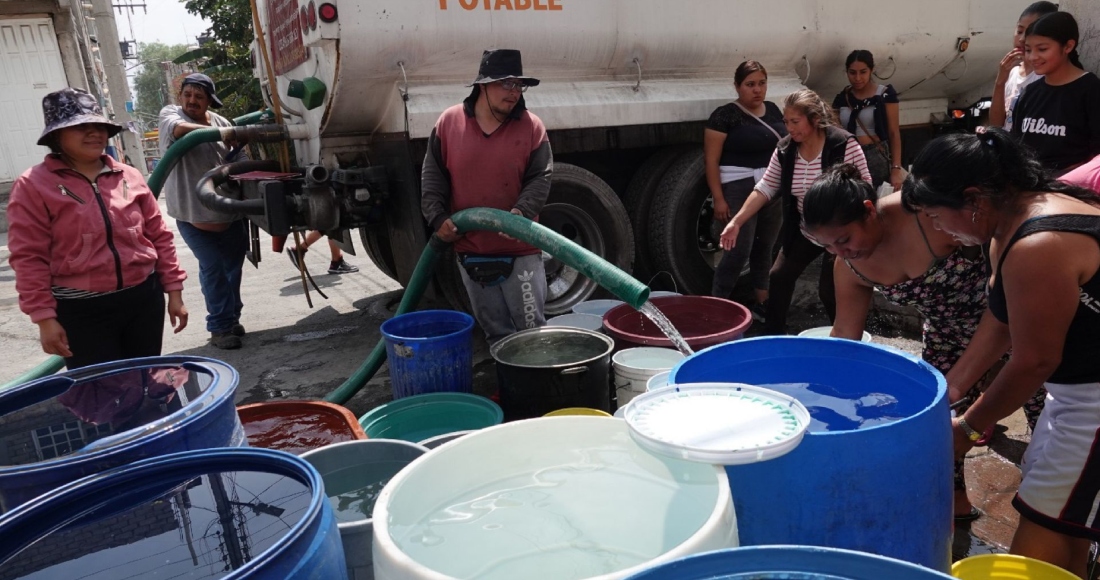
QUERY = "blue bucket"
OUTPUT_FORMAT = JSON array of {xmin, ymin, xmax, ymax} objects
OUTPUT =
[
  {"xmin": 623, "ymin": 545, "xmax": 955, "ymax": 579},
  {"xmin": 669, "ymin": 337, "xmax": 952, "ymax": 571},
  {"xmin": 0, "ymin": 356, "xmax": 245, "ymax": 514},
  {"xmin": 381, "ymin": 310, "xmax": 474, "ymax": 399},
  {"xmin": 0, "ymin": 448, "xmax": 347, "ymax": 579}
]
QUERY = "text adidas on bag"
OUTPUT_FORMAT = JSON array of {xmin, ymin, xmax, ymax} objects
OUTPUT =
[{"xmin": 1020, "ymin": 117, "xmax": 1067, "ymax": 137}]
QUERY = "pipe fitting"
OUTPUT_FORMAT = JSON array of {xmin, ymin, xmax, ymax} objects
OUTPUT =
[
  {"xmin": 305, "ymin": 164, "xmax": 330, "ymax": 186},
  {"xmin": 196, "ymin": 160, "xmax": 288, "ymax": 216}
]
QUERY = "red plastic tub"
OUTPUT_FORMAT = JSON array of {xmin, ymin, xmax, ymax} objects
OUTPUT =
[
  {"xmin": 237, "ymin": 400, "xmax": 367, "ymax": 455},
  {"xmin": 602, "ymin": 296, "xmax": 752, "ymax": 351}
]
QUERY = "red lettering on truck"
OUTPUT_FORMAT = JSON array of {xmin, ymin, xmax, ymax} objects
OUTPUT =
[{"xmin": 439, "ymin": 0, "xmax": 561, "ymax": 9}]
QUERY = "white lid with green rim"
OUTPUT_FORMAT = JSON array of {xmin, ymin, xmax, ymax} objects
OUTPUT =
[{"xmin": 623, "ymin": 382, "xmax": 811, "ymax": 465}]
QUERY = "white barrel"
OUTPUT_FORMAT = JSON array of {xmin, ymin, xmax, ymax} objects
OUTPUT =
[
  {"xmin": 372, "ymin": 417, "xmax": 737, "ymax": 580},
  {"xmin": 646, "ymin": 370, "xmax": 672, "ymax": 392},
  {"xmin": 798, "ymin": 326, "xmax": 873, "ymax": 343},
  {"xmin": 613, "ymin": 347, "xmax": 685, "ymax": 406},
  {"xmin": 547, "ymin": 313, "xmax": 604, "ymax": 333},
  {"xmin": 572, "ymin": 299, "xmax": 625, "ymax": 317}
]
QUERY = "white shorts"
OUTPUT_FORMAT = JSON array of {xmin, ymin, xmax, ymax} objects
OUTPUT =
[{"xmin": 1013, "ymin": 381, "xmax": 1100, "ymax": 541}]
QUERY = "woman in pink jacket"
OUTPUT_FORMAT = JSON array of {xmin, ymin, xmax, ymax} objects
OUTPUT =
[{"xmin": 8, "ymin": 88, "xmax": 188, "ymax": 369}]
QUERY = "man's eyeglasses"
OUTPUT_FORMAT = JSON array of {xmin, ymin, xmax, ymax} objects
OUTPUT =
[{"xmin": 498, "ymin": 80, "xmax": 529, "ymax": 93}]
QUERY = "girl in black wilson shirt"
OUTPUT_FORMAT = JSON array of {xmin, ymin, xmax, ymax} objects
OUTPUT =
[
  {"xmin": 1010, "ymin": 12, "xmax": 1100, "ymax": 174},
  {"xmin": 902, "ymin": 128, "xmax": 1100, "ymax": 576},
  {"xmin": 703, "ymin": 60, "xmax": 787, "ymax": 305}
]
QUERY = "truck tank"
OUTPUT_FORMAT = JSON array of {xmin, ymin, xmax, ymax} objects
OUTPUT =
[{"xmin": 249, "ymin": 0, "xmax": 1018, "ymax": 312}]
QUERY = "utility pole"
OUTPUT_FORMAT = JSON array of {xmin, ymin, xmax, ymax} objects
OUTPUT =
[{"xmin": 90, "ymin": 0, "xmax": 146, "ymax": 174}]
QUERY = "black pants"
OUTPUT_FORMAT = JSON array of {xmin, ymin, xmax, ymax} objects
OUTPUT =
[
  {"xmin": 712, "ymin": 178, "xmax": 784, "ymax": 299},
  {"xmin": 764, "ymin": 230, "xmax": 836, "ymax": 335},
  {"xmin": 55, "ymin": 275, "xmax": 166, "ymax": 369}
]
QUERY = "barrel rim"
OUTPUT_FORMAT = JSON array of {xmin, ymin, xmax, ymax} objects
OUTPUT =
[
  {"xmin": 0, "ymin": 356, "xmax": 239, "ymax": 475},
  {"xmin": 358, "ymin": 392, "xmax": 504, "ymax": 433},
  {"xmin": 602, "ymin": 296, "xmax": 753, "ymax": 346},
  {"xmin": 490, "ymin": 326, "xmax": 614, "ymax": 369},
  {"xmin": 0, "ymin": 448, "xmax": 327, "ymax": 575},
  {"xmin": 372, "ymin": 416, "xmax": 734, "ymax": 580},
  {"xmin": 668, "ymin": 336, "xmax": 947, "ymax": 437},
  {"xmin": 380, "ymin": 309, "xmax": 475, "ymax": 343}
]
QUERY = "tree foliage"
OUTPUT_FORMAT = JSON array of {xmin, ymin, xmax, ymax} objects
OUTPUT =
[
  {"xmin": 181, "ymin": 0, "xmax": 264, "ymax": 120},
  {"xmin": 132, "ymin": 42, "xmax": 191, "ymax": 128}
]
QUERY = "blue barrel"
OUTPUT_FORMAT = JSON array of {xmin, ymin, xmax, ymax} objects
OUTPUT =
[
  {"xmin": 623, "ymin": 546, "xmax": 956, "ymax": 579},
  {"xmin": 669, "ymin": 337, "xmax": 952, "ymax": 571},
  {"xmin": 0, "ymin": 356, "xmax": 245, "ymax": 514},
  {"xmin": 381, "ymin": 310, "xmax": 474, "ymax": 399},
  {"xmin": 0, "ymin": 448, "xmax": 347, "ymax": 579}
]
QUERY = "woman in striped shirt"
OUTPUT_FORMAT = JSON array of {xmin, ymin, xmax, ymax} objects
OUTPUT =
[{"xmin": 720, "ymin": 89, "xmax": 871, "ymax": 334}]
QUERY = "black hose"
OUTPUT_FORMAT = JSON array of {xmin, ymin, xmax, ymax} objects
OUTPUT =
[{"xmin": 195, "ymin": 160, "xmax": 290, "ymax": 215}]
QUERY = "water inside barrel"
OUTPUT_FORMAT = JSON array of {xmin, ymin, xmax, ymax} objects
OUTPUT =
[
  {"xmin": 0, "ymin": 470, "xmax": 312, "ymax": 579},
  {"xmin": 0, "ymin": 365, "xmax": 216, "ymax": 467},
  {"xmin": 242, "ymin": 409, "xmax": 358, "ymax": 455}
]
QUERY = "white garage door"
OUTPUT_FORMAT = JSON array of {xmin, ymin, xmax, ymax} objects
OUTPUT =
[{"xmin": 0, "ymin": 18, "xmax": 68, "ymax": 182}]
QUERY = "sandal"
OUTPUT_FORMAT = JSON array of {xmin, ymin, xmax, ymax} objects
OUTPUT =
[
  {"xmin": 954, "ymin": 506, "xmax": 982, "ymax": 523},
  {"xmin": 974, "ymin": 425, "xmax": 995, "ymax": 447}
]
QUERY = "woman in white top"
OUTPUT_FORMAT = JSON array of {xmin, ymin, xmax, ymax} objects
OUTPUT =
[
  {"xmin": 990, "ymin": 1, "xmax": 1058, "ymax": 131},
  {"xmin": 720, "ymin": 89, "xmax": 870, "ymax": 334}
]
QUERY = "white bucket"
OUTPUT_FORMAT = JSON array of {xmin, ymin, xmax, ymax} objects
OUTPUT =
[
  {"xmin": 646, "ymin": 370, "xmax": 672, "ymax": 391},
  {"xmin": 798, "ymin": 326, "xmax": 872, "ymax": 343},
  {"xmin": 572, "ymin": 299, "xmax": 625, "ymax": 317},
  {"xmin": 648, "ymin": 291, "xmax": 681, "ymax": 298},
  {"xmin": 372, "ymin": 417, "xmax": 737, "ymax": 580},
  {"xmin": 613, "ymin": 347, "xmax": 685, "ymax": 406},
  {"xmin": 547, "ymin": 313, "xmax": 604, "ymax": 333}
]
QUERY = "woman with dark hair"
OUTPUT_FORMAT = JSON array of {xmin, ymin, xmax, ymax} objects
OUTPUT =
[
  {"xmin": 8, "ymin": 88, "xmax": 188, "ymax": 369},
  {"xmin": 719, "ymin": 89, "xmax": 871, "ymax": 334},
  {"xmin": 901, "ymin": 127, "xmax": 1100, "ymax": 575},
  {"xmin": 1011, "ymin": 11, "xmax": 1100, "ymax": 174},
  {"xmin": 704, "ymin": 60, "xmax": 787, "ymax": 309},
  {"xmin": 990, "ymin": 1, "xmax": 1058, "ymax": 130},
  {"xmin": 803, "ymin": 164, "xmax": 1043, "ymax": 522},
  {"xmin": 832, "ymin": 50, "xmax": 904, "ymax": 191}
]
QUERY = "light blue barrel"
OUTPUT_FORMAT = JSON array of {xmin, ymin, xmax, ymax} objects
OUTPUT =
[
  {"xmin": 623, "ymin": 545, "xmax": 956, "ymax": 579},
  {"xmin": 0, "ymin": 448, "xmax": 347, "ymax": 579},
  {"xmin": 668, "ymin": 337, "xmax": 952, "ymax": 571},
  {"xmin": 0, "ymin": 356, "xmax": 245, "ymax": 514},
  {"xmin": 380, "ymin": 310, "xmax": 474, "ymax": 399}
]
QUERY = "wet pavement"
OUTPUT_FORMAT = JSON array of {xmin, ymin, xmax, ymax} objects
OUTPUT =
[{"xmin": 0, "ymin": 217, "xmax": 1079, "ymax": 570}]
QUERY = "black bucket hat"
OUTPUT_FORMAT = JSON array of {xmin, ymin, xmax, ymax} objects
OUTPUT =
[
  {"xmin": 181, "ymin": 73, "xmax": 224, "ymax": 109},
  {"xmin": 37, "ymin": 88, "xmax": 123, "ymax": 146},
  {"xmin": 468, "ymin": 49, "xmax": 540, "ymax": 87}
]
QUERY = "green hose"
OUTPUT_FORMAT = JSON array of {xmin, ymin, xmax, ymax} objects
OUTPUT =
[
  {"xmin": 324, "ymin": 207, "xmax": 650, "ymax": 405},
  {"xmin": 324, "ymin": 235, "xmax": 449, "ymax": 405},
  {"xmin": 1, "ymin": 356, "xmax": 64, "ymax": 392},
  {"xmin": 232, "ymin": 109, "xmax": 273, "ymax": 126},
  {"xmin": 147, "ymin": 127, "xmax": 226, "ymax": 198}
]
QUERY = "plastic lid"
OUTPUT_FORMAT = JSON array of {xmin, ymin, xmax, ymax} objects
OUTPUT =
[{"xmin": 624, "ymin": 382, "xmax": 810, "ymax": 465}]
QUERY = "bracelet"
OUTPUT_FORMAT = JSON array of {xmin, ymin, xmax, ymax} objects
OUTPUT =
[
  {"xmin": 957, "ymin": 417, "xmax": 982, "ymax": 442},
  {"xmin": 891, "ymin": 165, "xmax": 904, "ymax": 170}
]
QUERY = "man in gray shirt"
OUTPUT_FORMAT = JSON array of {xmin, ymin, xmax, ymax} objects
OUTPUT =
[{"xmin": 159, "ymin": 74, "xmax": 247, "ymax": 350}]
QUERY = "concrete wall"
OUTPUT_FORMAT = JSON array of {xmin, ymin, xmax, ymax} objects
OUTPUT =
[{"xmin": 1060, "ymin": 0, "xmax": 1100, "ymax": 76}]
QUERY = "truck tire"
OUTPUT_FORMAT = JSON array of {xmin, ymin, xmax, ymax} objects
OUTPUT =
[
  {"xmin": 648, "ymin": 148, "xmax": 722, "ymax": 296},
  {"xmin": 622, "ymin": 146, "xmax": 692, "ymax": 289},
  {"xmin": 359, "ymin": 225, "xmax": 398, "ymax": 280},
  {"xmin": 541, "ymin": 163, "xmax": 634, "ymax": 316}
]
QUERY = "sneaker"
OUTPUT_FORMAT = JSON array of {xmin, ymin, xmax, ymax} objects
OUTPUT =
[
  {"xmin": 328, "ymin": 259, "xmax": 359, "ymax": 275},
  {"xmin": 210, "ymin": 332, "xmax": 242, "ymax": 350},
  {"xmin": 750, "ymin": 302, "xmax": 767, "ymax": 324},
  {"xmin": 287, "ymin": 246, "xmax": 306, "ymax": 270},
  {"xmin": 230, "ymin": 323, "xmax": 246, "ymax": 337}
]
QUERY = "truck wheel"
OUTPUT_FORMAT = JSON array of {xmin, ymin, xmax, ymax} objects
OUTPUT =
[
  {"xmin": 359, "ymin": 226, "xmax": 398, "ymax": 280},
  {"xmin": 648, "ymin": 149, "xmax": 724, "ymax": 296},
  {"xmin": 541, "ymin": 163, "xmax": 634, "ymax": 316},
  {"xmin": 622, "ymin": 146, "xmax": 691, "ymax": 290}
]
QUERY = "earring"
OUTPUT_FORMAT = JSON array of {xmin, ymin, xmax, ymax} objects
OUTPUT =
[{"xmin": 971, "ymin": 211, "xmax": 978, "ymax": 224}]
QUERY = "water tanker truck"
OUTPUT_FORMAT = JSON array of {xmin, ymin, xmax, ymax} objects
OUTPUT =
[{"xmin": 223, "ymin": 0, "xmax": 1096, "ymax": 314}]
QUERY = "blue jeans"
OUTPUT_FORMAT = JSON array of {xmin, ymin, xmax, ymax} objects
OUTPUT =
[{"xmin": 177, "ymin": 220, "xmax": 247, "ymax": 333}]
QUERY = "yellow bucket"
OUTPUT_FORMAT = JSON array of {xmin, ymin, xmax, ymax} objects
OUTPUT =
[
  {"xmin": 951, "ymin": 554, "xmax": 1078, "ymax": 580},
  {"xmin": 543, "ymin": 407, "xmax": 612, "ymax": 417}
]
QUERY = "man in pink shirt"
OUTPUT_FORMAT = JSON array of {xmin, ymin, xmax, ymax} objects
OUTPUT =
[{"xmin": 421, "ymin": 49, "xmax": 553, "ymax": 344}]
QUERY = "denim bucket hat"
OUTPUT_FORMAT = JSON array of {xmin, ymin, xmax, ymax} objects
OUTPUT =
[
  {"xmin": 468, "ymin": 49, "xmax": 540, "ymax": 87},
  {"xmin": 37, "ymin": 87, "xmax": 123, "ymax": 146}
]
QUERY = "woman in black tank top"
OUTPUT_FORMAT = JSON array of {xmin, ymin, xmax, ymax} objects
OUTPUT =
[{"xmin": 901, "ymin": 127, "xmax": 1100, "ymax": 575}]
